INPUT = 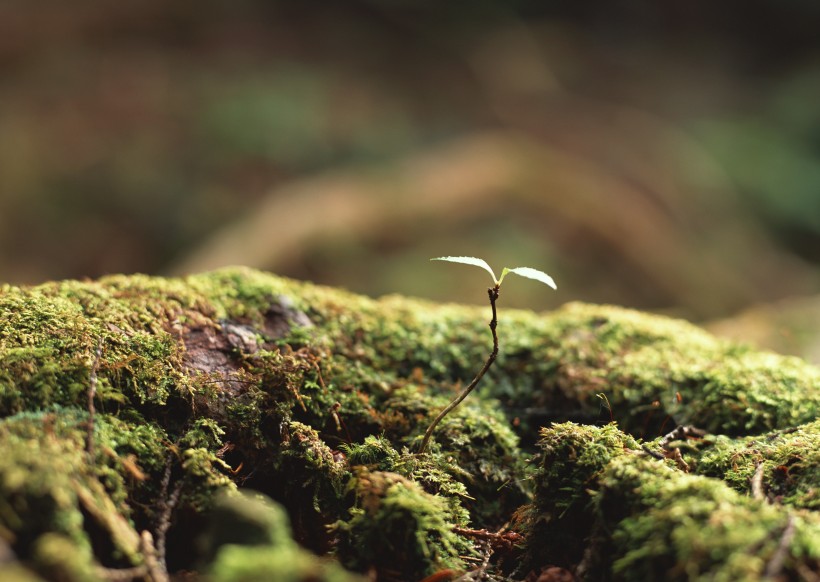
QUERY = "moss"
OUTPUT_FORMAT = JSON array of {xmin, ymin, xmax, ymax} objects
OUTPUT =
[
  {"xmin": 694, "ymin": 420, "xmax": 820, "ymax": 510},
  {"xmin": 333, "ymin": 470, "xmax": 473, "ymax": 581},
  {"xmin": 0, "ymin": 410, "xmax": 143, "ymax": 578},
  {"xmin": 341, "ymin": 435, "xmax": 472, "ymax": 527},
  {"xmin": 202, "ymin": 491, "xmax": 363, "ymax": 582},
  {"xmin": 0, "ymin": 414, "xmax": 98, "ymax": 562},
  {"xmin": 0, "ymin": 564, "xmax": 43, "ymax": 582},
  {"xmin": 498, "ymin": 302, "xmax": 820, "ymax": 439},
  {"xmin": 276, "ymin": 421, "xmax": 349, "ymax": 506},
  {"xmin": 1, "ymin": 267, "xmax": 819, "ymax": 578},
  {"xmin": 0, "ymin": 277, "xmax": 192, "ymax": 416},
  {"xmin": 523, "ymin": 422, "xmax": 820, "ymax": 581},
  {"xmin": 30, "ymin": 533, "xmax": 98, "ymax": 582},
  {"xmin": 209, "ymin": 545, "xmax": 361, "ymax": 582},
  {"xmin": 599, "ymin": 457, "xmax": 820, "ymax": 581},
  {"xmin": 4, "ymin": 268, "xmax": 819, "ymax": 441},
  {"xmin": 519, "ymin": 423, "xmax": 641, "ymax": 569}
]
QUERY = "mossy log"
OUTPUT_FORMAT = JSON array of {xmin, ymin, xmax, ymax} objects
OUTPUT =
[{"xmin": 0, "ymin": 267, "xmax": 818, "ymax": 581}]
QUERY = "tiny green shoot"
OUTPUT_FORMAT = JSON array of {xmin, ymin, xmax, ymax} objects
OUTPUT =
[{"xmin": 419, "ymin": 256, "xmax": 556, "ymax": 453}]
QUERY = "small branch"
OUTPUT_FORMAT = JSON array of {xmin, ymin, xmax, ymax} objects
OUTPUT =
[
  {"xmin": 86, "ymin": 342, "xmax": 103, "ymax": 458},
  {"xmin": 452, "ymin": 526, "xmax": 522, "ymax": 552},
  {"xmin": 141, "ymin": 530, "xmax": 169, "ymax": 582},
  {"xmin": 659, "ymin": 425, "xmax": 706, "ymax": 449},
  {"xmin": 452, "ymin": 540, "xmax": 492, "ymax": 581},
  {"xmin": 670, "ymin": 448, "xmax": 690, "ymax": 473},
  {"xmin": 96, "ymin": 528, "xmax": 167, "ymax": 582},
  {"xmin": 154, "ymin": 458, "xmax": 182, "ymax": 574},
  {"xmin": 764, "ymin": 515, "xmax": 795, "ymax": 579},
  {"xmin": 97, "ymin": 565, "xmax": 148, "ymax": 581},
  {"xmin": 419, "ymin": 285, "xmax": 500, "ymax": 454},
  {"xmin": 752, "ymin": 462, "xmax": 766, "ymax": 502},
  {"xmin": 640, "ymin": 444, "xmax": 666, "ymax": 461}
]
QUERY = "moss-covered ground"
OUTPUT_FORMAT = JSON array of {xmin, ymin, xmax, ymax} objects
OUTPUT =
[{"xmin": 0, "ymin": 267, "xmax": 818, "ymax": 580}]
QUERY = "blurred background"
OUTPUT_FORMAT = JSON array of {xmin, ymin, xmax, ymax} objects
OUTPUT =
[{"xmin": 1, "ymin": 1, "xmax": 819, "ymax": 361}]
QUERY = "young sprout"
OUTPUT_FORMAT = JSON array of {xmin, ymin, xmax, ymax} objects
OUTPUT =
[{"xmin": 418, "ymin": 256, "xmax": 556, "ymax": 453}]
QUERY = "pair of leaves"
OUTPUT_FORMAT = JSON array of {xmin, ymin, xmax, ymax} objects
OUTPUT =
[{"xmin": 431, "ymin": 256, "xmax": 556, "ymax": 289}]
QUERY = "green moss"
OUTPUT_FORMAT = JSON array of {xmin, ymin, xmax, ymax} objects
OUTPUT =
[
  {"xmin": 30, "ymin": 533, "xmax": 98, "ymax": 582},
  {"xmin": 523, "ymin": 422, "xmax": 820, "ymax": 580},
  {"xmin": 695, "ymin": 420, "xmax": 820, "ymax": 510},
  {"xmin": 500, "ymin": 302, "xmax": 820, "ymax": 438},
  {"xmin": 0, "ymin": 564, "xmax": 43, "ymax": 582},
  {"xmin": 416, "ymin": 399, "xmax": 530, "ymax": 524},
  {"xmin": 202, "ymin": 491, "xmax": 363, "ymax": 582},
  {"xmin": 0, "ymin": 414, "xmax": 96, "ymax": 560},
  {"xmin": 599, "ymin": 456, "xmax": 820, "ymax": 581},
  {"xmin": 519, "ymin": 423, "xmax": 641, "ymax": 569},
  {"xmin": 278, "ymin": 421, "xmax": 349, "ymax": 496},
  {"xmin": 209, "ymin": 545, "xmax": 361, "ymax": 582},
  {"xmin": 0, "ymin": 410, "xmax": 143, "ymax": 578},
  {"xmin": 0, "ymin": 276, "xmax": 193, "ymax": 415},
  {"xmin": 341, "ymin": 435, "xmax": 472, "ymax": 527},
  {"xmin": 5, "ymin": 268, "xmax": 819, "ymax": 440},
  {"xmin": 333, "ymin": 470, "xmax": 472, "ymax": 580},
  {"xmin": 1, "ymin": 267, "xmax": 819, "ymax": 579}
]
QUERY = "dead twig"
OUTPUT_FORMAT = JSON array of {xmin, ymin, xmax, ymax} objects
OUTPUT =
[
  {"xmin": 752, "ymin": 462, "xmax": 766, "ymax": 502},
  {"xmin": 669, "ymin": 448, "xmax": 690, "ymax": 472},
  {"xmin": 96, "ymin": 565, "xmax": 148, "ymax": 581},
  {"xmin": 452, "ymin": 526, "xmax": 523, "ymax": 553},
  {"xmin": 154, "ymin": 458, "xmax": 183, "ymax": 574},
  {"xmin": 659, "ymin": 425, "xmax": 706, "ymax": 449},
  {"xmin": 96, "ymin": 530, "xmax": 166, "ymax": 582},
  {"xmin": 640, "ymin": 444, "xmax": 665, "ymax": 460},
  {"xmin": 453, "ymin": 539, "xmax": 493, "ymax": 581},
  {"xmin": 142, "ymin": 530, "xmax": 168, "ymax": 582},
  {"xmin": 764, "ymin": 515, "xmax": 796, "ymax": 579}
]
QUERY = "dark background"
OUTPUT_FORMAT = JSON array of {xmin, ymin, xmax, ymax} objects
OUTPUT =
[{"xmin": 1, "ymin": 1, "xmax": 819, "ymax": 358}]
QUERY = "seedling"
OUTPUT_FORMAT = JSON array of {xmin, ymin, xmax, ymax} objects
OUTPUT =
[{"xmin": 419, "ymin": 256, "xmax": 556, "ymax": 453}]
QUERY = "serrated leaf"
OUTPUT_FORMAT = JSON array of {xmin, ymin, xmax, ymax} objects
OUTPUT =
[
  {"xmin": 430, "ymin": 256, "xmax": 498, "ymax": 284},
  {"xmin": 500, "ymin": 266, "xmax": 557, "ymax": 289}
]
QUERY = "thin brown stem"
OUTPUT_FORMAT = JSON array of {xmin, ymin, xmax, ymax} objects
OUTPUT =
[{"xmin": 419, "ymin": 285, "xmax": 500, "ymax": 454}]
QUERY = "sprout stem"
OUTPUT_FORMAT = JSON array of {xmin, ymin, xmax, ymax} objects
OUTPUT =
[{"xmin": 419, "ymin": 284, "xmax": 500, "ymax": 454}]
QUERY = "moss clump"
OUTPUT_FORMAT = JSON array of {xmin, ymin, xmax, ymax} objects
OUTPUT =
[
  {"xmin": 30, "ymin": 533, "xmax": 98, "ymax": 582},
  {"xmin": 498, "ymin": 302, "xmax": 820, "ymax": 439},
  {"xmin": 0, "ymin": 411, "xmax": 141, "ymax": 579},
  {"xmin": 522, "ymin": 422, "xmax": 820, "ymax": 581},
  {"xmin": 518, "ymin": 422, "xmax": 641, "ymax": 569},
  {"xmin": 202, "ymin": 491, "xmax": 362, "ymax": 582},
  {"xmin": 259, "ymin": 421, "xmax": 350, "ymax": 552},
  {"xmin": 341, "ymin": 434, "xmax": 473, "ymax": 528},
  {"xmin": 375, "ymin": 385, "xmax": 531, "ymax": 525},
  {"xmin": 694, "ymin": 419, "xmax": 820, "ymax": 510},
  {"xmin": 599, "ymin": 456, "xmax": 820, "ymax": 581},
  {"xmin": 333, "ymin": 470, "xmax": 473, "ymax": 581}
]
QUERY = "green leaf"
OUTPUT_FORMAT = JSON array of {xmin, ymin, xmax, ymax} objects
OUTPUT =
[
  {"xmin": 430, "ymin": 256, "xmax": 498, "ymax": 284},
  {"xmin": 499, "ymin": 267, "xmax": 557, "ymax": 289}
]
